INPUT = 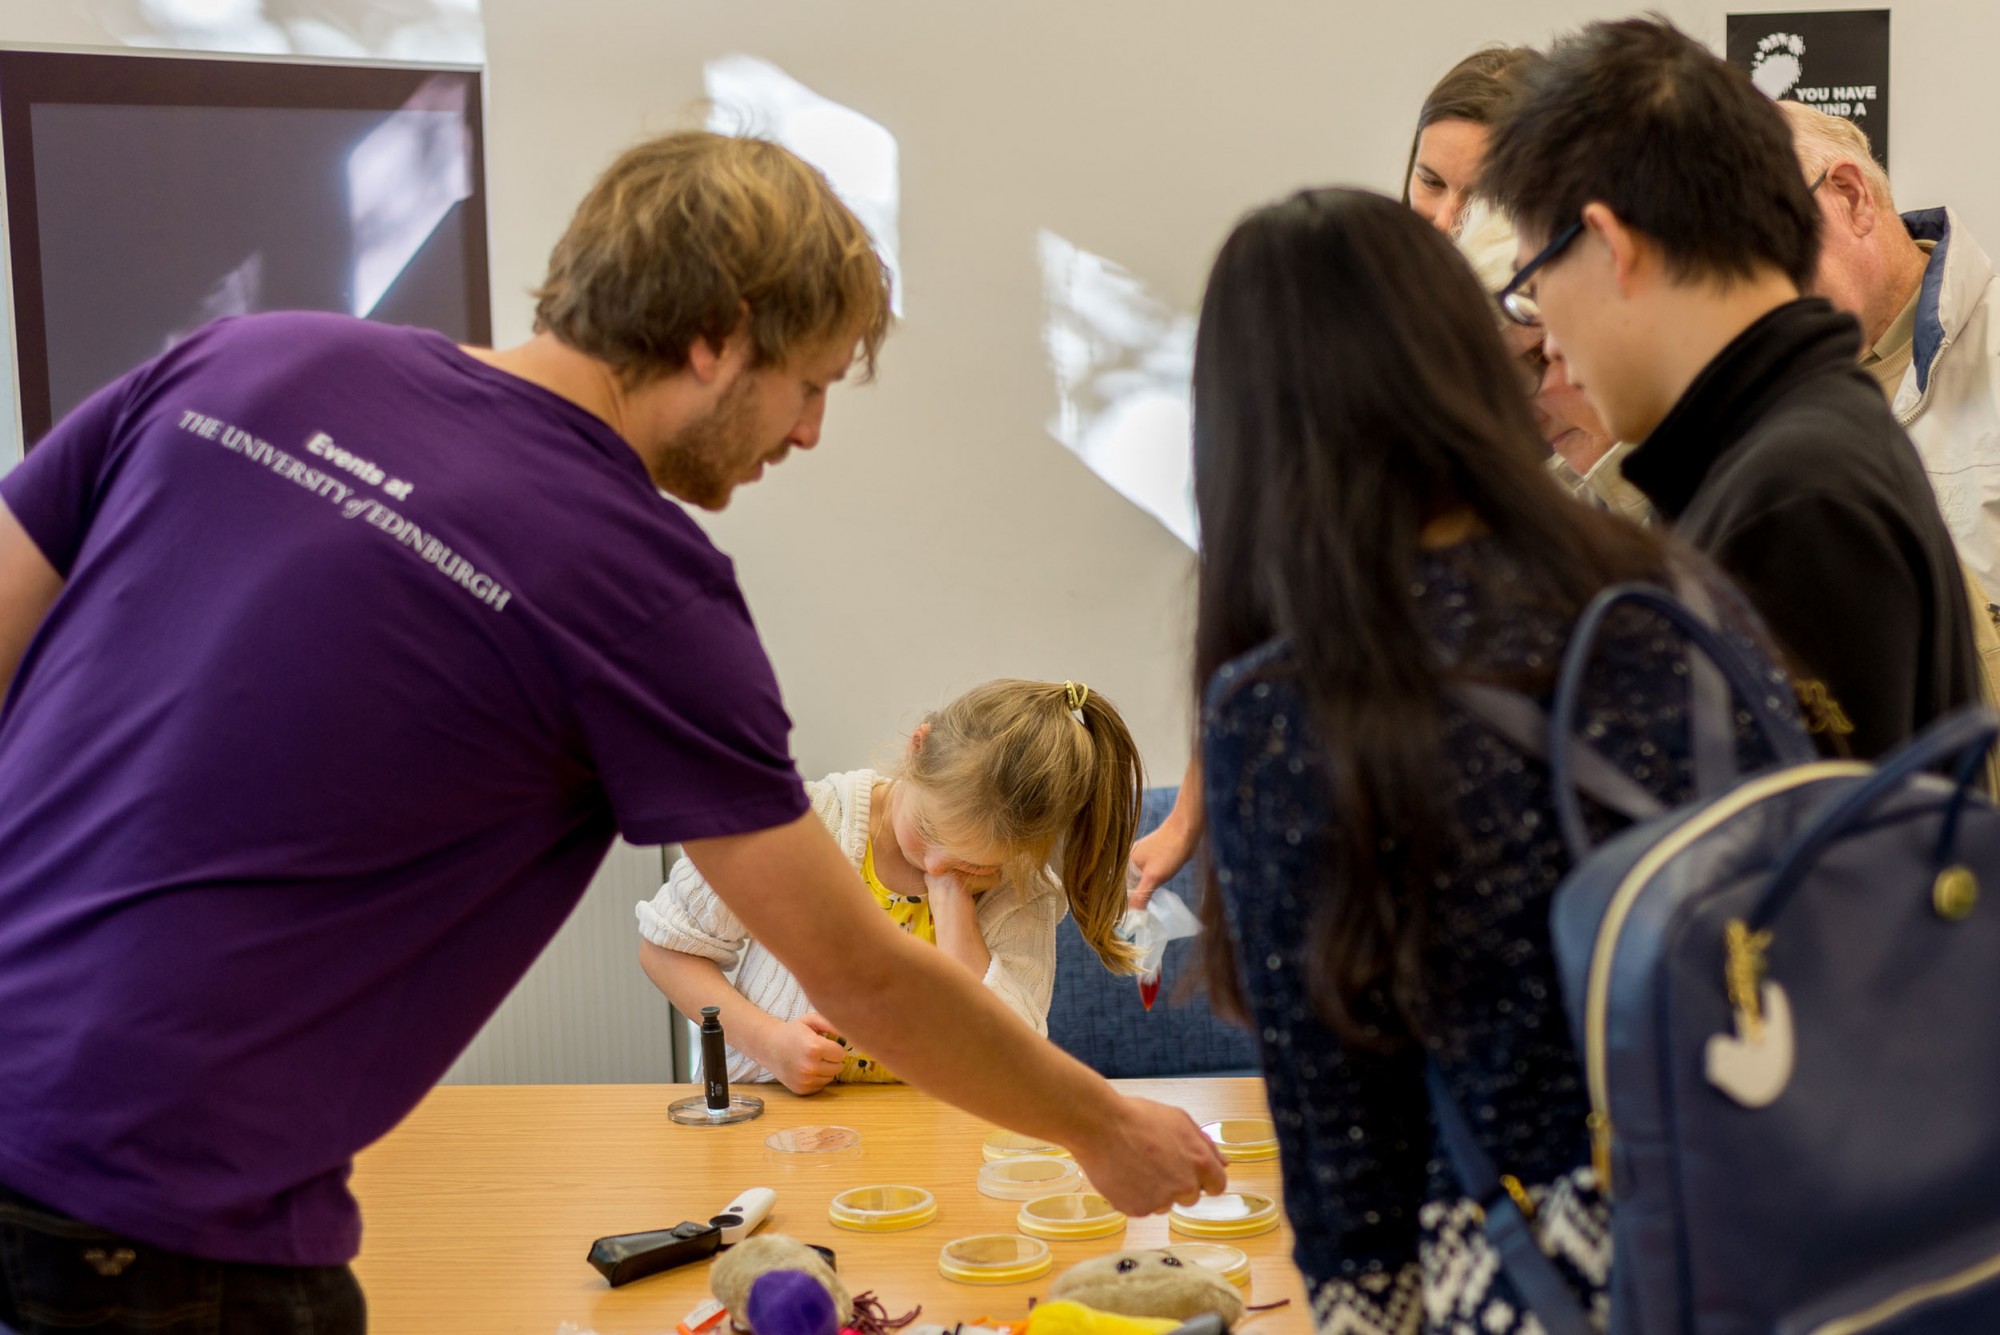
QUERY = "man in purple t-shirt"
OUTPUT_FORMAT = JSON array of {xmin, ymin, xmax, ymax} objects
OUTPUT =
[{"xmin": 0, "ymin": 132, "xmax": 1225, "ymax": 1333}]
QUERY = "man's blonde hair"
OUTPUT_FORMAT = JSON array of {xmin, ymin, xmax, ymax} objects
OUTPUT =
[
  {"xmin": 1780, "ymin": 100, "xmax": 1896, "ymax": 211},
  {"xmin": 533, "ymin": 131, "xmax": 892, "ymax": 382}
]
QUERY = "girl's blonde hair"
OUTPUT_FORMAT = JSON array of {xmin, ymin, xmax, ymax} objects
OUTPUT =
[{"xmin": 898, "ymin": 680, "xmax": 1144, "ymax": 973}]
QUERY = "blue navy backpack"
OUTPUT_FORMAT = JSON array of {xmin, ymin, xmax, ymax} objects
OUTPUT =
[{"xmin": 1443, "ymin": 583, "xmax": 2000, "ymax": 1335}]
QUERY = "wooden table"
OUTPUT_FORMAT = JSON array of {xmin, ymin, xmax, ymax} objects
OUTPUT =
[{"xmin": 351, "ymin": 1080, "xmax": 1312, "ymax": 1335}]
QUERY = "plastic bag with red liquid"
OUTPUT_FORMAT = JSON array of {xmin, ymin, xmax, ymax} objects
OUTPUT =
[{"xmin": 1115, "ymin": 888, "xmax": 1202, "ymax": 1011}]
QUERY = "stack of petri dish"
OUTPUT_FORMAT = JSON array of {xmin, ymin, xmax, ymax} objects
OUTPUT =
[
  {"xmin": 827, "ymin": 1185, "xmax": 938, "ymax": 1232},
  {"xmin": 765, "ymin": 1126, "xmax": 863, "ymax": 1161},
  {"xmin": 938, "ymin": 1234, "xmax": 1053, "ymax": 1285},
  {"xmin": 982, "ymin": 1129, "xmax": 1071, "ymax": 1162},
  {"xmin": 1167, "ymin": 1192, "xmax": 1280, "ymax": 1239},
  {"xmin": 1015, "ymin": 1191, "xmax": 1126, "ymax": 1242},
  {"xmin": 976, "ymin": 1155, "xmax": 1085, "ymax": 1201}
]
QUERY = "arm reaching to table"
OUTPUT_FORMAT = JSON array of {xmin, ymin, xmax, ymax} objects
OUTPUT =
[{"xmin": 683, "ymin": 814, "xmax": 1230, "ymax": 1216}]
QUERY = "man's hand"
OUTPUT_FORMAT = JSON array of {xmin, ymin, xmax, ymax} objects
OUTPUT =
[
  {"xmin": 758, "ymin": 1011, "xmax": 847, "ymax": 1095},
  {"xmin": 1067, "ymin": 1096, "xmax": 1229, "ymax": 1216}
]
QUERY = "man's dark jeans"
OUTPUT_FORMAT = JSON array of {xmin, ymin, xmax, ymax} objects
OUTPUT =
[{"xmin": 0, "ymin": 1183, "xmax": 363, "ymax": 1334}]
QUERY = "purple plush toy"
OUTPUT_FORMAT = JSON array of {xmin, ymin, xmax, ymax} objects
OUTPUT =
[{"xmin": 745, "ymin": 1269, "xmax": 840, "ymax": 1335}]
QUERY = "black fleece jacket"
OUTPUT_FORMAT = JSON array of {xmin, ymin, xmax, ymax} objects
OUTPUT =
[{"xmin": 1622, "ymin": 298, "xmax": 1980, "ymax": 759}]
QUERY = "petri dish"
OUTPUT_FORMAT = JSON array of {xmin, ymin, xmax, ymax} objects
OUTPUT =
[
  {"xmin": 982, "ymin": 1129, "xmax": 1071, "ymax": 1162},
  {"xmin": 828, "ymin": 1184, "xmax": 937, "ymax": 1232},
  {"xmin": 1162, "ymin": 1243, "xmax": 1252, "ymax": 1287},
  {"xmin": 1201, "ymin": 1118, "xmax": 1278, "ymax": 1163},
  {"xmin": 977, "ymin": 1155, "xmax": 1085, "ymax": 1201},
  {"xmin": 766, "ymin": 1126, "xmax": 863, "ymax": 1161},
  {"xmin": 1016, "ymin": 1192, "xmax": 1127, "ymax": 1241},
  {"xmin": 938, "ymin": 1233, "xmax": 1053, "ymax": 1285},
  {"xmin": 1168, "ymin": 1192, "xmax": 1280, "ymax": 1239}
]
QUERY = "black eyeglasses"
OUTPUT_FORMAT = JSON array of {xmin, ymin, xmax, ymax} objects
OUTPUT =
[{"xmin": 1498, "ymin": 220, "xmax": 1584, "ymax": 328}]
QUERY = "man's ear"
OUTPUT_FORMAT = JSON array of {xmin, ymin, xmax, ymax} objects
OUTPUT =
[
  {"xmin": 1824, "ymin": 160, "xmax": 1879, "ymax": 239},
  {"xmin": 686, "ymin": 307, "xmax": 754, "ymax": 386},
  {"xmin": 1583, "ymin": 201, "xmax": 1647, "ymax": 298}
]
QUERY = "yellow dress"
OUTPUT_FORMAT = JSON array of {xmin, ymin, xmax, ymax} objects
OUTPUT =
[{"xmin": 837, "ymin": 841, "xmax": 936, "ymax": 1083}]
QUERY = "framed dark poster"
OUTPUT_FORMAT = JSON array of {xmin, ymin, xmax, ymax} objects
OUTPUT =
[{"xmin": 1727, "ymin": 10, "xmax": 1891, "ymax": 168}]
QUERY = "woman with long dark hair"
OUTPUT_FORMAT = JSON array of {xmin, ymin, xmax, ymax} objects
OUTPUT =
[{"xmin": 1191, "ymin": 189, "xmax": 1804, "ymax": 1331}]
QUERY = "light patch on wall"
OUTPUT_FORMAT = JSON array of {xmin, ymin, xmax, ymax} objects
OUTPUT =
[
  {"xmin": 1038, "ymin": 230, "xmax": 1196, "ymax": 549},
  {"xmin": 704, "ymin": 55, "xmax": 903, "ymax": 316},
  {"xmin": 86, "ymin": 0, "xmax": 485, "ymax": 62},
  {"xmin": 348, "ymin": 79, "xmax": 473, "ymax": 318}
]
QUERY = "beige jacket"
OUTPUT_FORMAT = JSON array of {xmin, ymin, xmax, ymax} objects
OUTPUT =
[{"xmin": 1893, "ymin": 209, "xmax": 2000, "ymax": 596}]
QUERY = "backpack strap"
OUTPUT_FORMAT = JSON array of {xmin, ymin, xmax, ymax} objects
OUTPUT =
[
  {"xmin": 1424, "ymin": 1062, "xmax": 1596, "ymax": 1335},
  {"xmin": 1448, "ymin": 683, "xmax": 1665, "ymax": 826}
]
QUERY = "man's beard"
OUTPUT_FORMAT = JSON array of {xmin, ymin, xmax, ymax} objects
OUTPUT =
[{"xmin": 650, "ymin": 374, "xmax": 761, "ymax": 510}]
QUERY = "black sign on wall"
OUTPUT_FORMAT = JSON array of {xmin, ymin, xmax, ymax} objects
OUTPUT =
[{"xmin": 1726, "ymin": 10, "xmax": 1891, "ymax": 169}]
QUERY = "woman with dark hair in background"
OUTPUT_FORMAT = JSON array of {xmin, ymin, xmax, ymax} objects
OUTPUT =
[
  {"xmin": 1189, "ymin": 189, "xmax": 1804, "ymax": 1331},
  {"xmin": 1127, "ymin": 42, "xmax": 1535, "ymax": 905},
  {"xmin": 1401, "ymin": 45, "xmax": 1535, "ymax": 234}
]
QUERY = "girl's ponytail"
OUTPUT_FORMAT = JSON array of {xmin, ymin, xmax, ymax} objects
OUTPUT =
[{"xmin": 1058, "ymin": 684, "xmax": 1144, "ymax": 974}]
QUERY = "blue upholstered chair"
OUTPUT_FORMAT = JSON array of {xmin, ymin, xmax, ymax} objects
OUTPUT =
[{"xmin": 1045, "ymin": 787, "xmax": 1260, "ymax": 1077}]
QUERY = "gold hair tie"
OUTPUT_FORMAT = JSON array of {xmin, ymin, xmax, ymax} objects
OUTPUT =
[{"xmin": 1063, "ymin": 681, "xmax": 1090, "ymax": 714}]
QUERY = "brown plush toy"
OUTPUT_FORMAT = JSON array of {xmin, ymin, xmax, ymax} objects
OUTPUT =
[
  {"xmin": 1049, "ymin": 1250, "xmax": 1244, "ymax": 1324},
  {"xmin": 711, "ymin": 1235, "xmax": 854, "ymax": 1328}
]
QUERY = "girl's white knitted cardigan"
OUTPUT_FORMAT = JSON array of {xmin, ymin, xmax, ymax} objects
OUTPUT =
[{"xmin": 634, "ymin": 769, "xmax": 1067, "ymax": 1083}]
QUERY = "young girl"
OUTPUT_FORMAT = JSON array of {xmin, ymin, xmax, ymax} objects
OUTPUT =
[{"xmin": 637, "ymin": 678, "xmax": 1143, "ymax": 1095}]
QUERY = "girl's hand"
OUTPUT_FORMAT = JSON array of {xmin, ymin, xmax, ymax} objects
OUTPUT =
[
  {"xmin": 926, "ymin": 873, "xmax": 993, "ymax": 977},
  {"xmin": 760, "ymin": 1011, "xmax": 847, "ymax": 1095}
]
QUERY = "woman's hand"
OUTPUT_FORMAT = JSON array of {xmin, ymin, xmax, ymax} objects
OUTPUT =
[{"xmin": 1128, "ymin": 760, "xmax": 1207, "ymax": 909}]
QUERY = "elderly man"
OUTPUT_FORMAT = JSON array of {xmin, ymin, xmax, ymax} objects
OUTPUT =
[{"xmin": 1782, "ymin": 100, "xmax": 2000, "ymax": 599}]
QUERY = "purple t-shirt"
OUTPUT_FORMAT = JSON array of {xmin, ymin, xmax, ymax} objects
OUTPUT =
[{"xmin": 0, "ymin": 312, "xmax": 809, "ymax": 1266}]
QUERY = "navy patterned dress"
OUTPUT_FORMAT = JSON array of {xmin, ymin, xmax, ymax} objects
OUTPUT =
[{"xmin": 1201, "ymin": 537, "xmax": 1805, "ymax": 1335}]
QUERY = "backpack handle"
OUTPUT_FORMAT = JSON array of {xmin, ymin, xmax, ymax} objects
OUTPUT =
[
  {"xmin": 1752, "ymin": 706, "xmax": 2000, "ymax": 931},
  {"xmin": 1550, "ymin": 582, "xmax": 1819, "ymax": 859}
]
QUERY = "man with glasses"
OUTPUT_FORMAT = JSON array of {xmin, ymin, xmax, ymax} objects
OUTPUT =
[{"xmin": 1481, "ymin": 17, "xmax": 1978, "ymax": 758}]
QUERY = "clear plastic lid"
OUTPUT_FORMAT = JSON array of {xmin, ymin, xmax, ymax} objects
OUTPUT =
[
  {"xmin": 1200, "ymin": 1118, "xmax": 1278, "ymax": 1162},
  {"xmin": 976, "ymin": 1155, "xmax": 1085, "ymax": 1201},
  {"xmin": 827, "ymin": 1184, "xmax": 937, "ymax": 1232},
  {"xmin": 1015, "ymin": 1191, "xmax": 1127, "ymax": 1241},
  {"xmin": 1161, "ymin": 1242, "xmax": 1252, "ymax": 1286},
  {"xmin": 981, "ymin": 1129, "xmax": 1071, "ymax": 1162},
  {"xmin": 1168, "ymin": 1191, "xmax": 1280, "ymax": 1239},
  {"xmin": 938, "ymin": 1233, "xmax": 1053, "ymax": 1285}
]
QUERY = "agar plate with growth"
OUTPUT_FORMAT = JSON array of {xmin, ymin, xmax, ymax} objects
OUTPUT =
[
  {"xmin": 1162, "ymin": 1243, "xmax": 1252, "ymax": 1287},
  {"xmin": 938, "ymin": 1234, "xmax": 1053, "ymax": 1285},
  {"xmin": 828, "ymin": 1184, "xmax": 937, "ymax": 1232},
  {"xmin": 1168, "ymin": 1192, "xmax": 1280, "ymax": 1239},
  {"xmin": 976, "ymin": 1155, "xmax": 1085, "ymax": 1200},
  {"xmin": 982, "ymin": 1129, "xmax": 1071, "ymax": 1162},
  {"xmin": 1016, "ymin": 1192, "xmax": 1127, "ymax": 1241},
  {"xmin": 1200, "ymin": 1118, "xmax": 1278, "ymax": 1162},
  {"xmin": 765, "ymin": 1125, "xmax": 862, "ymax": 1157}
]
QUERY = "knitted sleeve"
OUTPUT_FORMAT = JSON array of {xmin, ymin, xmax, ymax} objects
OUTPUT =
[
  {"xmin": 973, "ymin": 879, "xmax": 1065, "ymax": 1036},
  {"xmin": 635, "ymin": 777, "xmax": 845, "ymax": 963}
]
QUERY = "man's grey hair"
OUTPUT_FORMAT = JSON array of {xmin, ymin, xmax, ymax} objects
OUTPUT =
[{"xmin": 1779, "ymin": 100, "xmax": 1895, "ymax": 211}]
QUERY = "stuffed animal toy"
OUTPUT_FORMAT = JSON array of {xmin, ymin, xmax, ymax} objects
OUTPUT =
[
  {"xmin": 1049, "ymin": 1250, "xmax": 1244, "ymax": 1325},
  {"xmin": 711, "ymin": 1236, "xmax": 853, "ymax": 1330}
]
